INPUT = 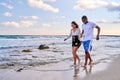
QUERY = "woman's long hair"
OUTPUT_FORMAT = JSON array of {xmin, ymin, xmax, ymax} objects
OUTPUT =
[{"xmin": 71, "ymin": 21, "xmax": 79, "ymax": 28}]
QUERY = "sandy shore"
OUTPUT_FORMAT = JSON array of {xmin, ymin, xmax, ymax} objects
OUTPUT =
[
  {"xmin": 0, "ymin": 55, "xmax": 120, "ymax": 80},
  {"xmin": 82, "ymin": 55, "xmax": 120, "ymax": 80}
]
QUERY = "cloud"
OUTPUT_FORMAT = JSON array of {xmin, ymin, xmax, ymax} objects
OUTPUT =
[
  {"xmin": 111, "ymin": 21, "xmax": 120, "ymax": 23},
  {"xmin": 97, "ymin": 19, "xmax": 108, "ymax": 23},
  {"xmin": 20, "ymin": 20, "xmax": 36, "ymax": 27},
  {"xmin": 54, "ymin": 16, "xmax": 66, "ymax": 19},
  {"xmin": 31, "ymin": 16, "xmax": 39, "ymax": 19},
  {"xmin": 74, "ymin": 0, "xmax": 120, "ymax": 11},
  {"xmin": 3, "ymin": 12, "xmax": 12, "ymax": 17},
  {"xmin": 0, "ymin": 20, "xmax": 37, "ymax": 28},
  {"xmin": 106, "ymin": 2, "xmax": 120, "ymax": 11},
  {"xmin": 42, "ymin": 23, "xmax": 51, "ymax": 27},
  {"xmin": 74, "ymin": 0, "xmax": 107, "ymax": 10},
  {"xmin": 97, "ymin": 19, "xmax": 120, "ymax": 24},
  {"xmin": 19, "ymin": 16, "xmax": 39, "ymax": 19},
  {"xmin": 43, "ymin": 0, "xmax": 56, "ymax": 2},
  {"xmin": 1, "ymin": 21, "xmax": 19, "ymax": 27},
  {"xmin": 27, "ymin": 0, "xmax": 59, "ymax": 13},
  {"xmin": 0, "ymin": 2, "xmax": 13, "ymax": 9}
]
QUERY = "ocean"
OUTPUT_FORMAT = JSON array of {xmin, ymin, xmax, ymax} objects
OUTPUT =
[{"xmin": 0, "ymin": 35, "xmax": 120, "ymax": 74}]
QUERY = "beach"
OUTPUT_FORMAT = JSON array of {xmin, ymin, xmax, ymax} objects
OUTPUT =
[
  {"xmin": 0, "ymin": 35, "xmax": 120, "ymax": 80},
  {"xmin": 83, "ymin": 55, "xmax": 120, "ymax": 80},
  {"xmin": 0, "ymin": 55, "xmax": 120, "ymax": 80}
]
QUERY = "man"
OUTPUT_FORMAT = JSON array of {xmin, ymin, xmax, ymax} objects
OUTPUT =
[{"xmin": 80, "ymin": 15, "xmax": 100, "ymax": 68}]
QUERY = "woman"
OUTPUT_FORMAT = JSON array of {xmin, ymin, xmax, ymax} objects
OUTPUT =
[{"xmin": 64, "ymin": 21, "xmax": 81, "ymax": 65}]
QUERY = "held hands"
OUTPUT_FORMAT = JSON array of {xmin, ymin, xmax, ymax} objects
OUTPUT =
[
  {"xmin": 96, "ymin": 35, "xmax": 99, "ymax": 40},
  {"xmin": 80, "ymin": 34, "xmax": 83, "ymax": 38}
]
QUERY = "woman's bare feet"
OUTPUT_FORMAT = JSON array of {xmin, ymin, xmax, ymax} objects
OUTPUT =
[{"xmin": 74, "ymin": 62, "xmax": 76, "ymax": 65}]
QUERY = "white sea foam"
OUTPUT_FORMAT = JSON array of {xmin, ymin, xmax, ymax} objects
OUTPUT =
[{"xmin": 0, "ymin": 35, "xmax": 120, "ymax": 73}]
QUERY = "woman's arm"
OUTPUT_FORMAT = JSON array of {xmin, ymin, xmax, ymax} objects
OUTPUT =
[{"xmin": 64, "ymin": 29, "xmax": 72, "ymax": 41}]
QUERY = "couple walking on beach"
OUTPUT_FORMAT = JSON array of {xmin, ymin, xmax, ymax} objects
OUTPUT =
[{"xmin": 64, "ymin": 15, "xmax": 100, "ymax": 68}]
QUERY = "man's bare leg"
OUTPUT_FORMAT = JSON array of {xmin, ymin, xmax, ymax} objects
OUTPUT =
[
  {"xmin": 84, "ymin": 51, "xmax": 92, "ymax": 68},
  {"xmin": 88, "ymin": 52, "xmax": 93, "ymax": 65}
]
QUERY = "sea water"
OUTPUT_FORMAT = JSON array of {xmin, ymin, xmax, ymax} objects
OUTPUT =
[{"xmin": 0, "ymin": 35, "xmax": 120, "ymax": 73}]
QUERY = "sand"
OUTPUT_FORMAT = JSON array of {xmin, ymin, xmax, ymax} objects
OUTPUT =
[
  {"xmin": 82, "ymin": 55, "xmax": 120, "ymax": 80},
  {"xmin": 0, "ymin": 55, "xmax": 120, "ymax": 80}
]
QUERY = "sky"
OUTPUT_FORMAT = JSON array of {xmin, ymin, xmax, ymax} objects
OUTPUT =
[{"xmin": 0, "ymin": 0, "xmax": 120, "ymax": 35}]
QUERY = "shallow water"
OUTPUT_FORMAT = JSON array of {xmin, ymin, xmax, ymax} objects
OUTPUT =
[{"xmin": 0, "ymin": 35, "xmax": 120, "ymax": 74}]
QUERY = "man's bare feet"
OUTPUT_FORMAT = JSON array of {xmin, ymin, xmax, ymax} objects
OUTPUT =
[
  {"xmin": 83, "ymin": 65, "xmax": 87, "ymax": 70},
  {"xmin": 88, "ymin": 60, "xmax": 93, "ymax": 65},
  {"xmin": 82, "ymin": 64, "xmax": 87, "ymax": 70}
]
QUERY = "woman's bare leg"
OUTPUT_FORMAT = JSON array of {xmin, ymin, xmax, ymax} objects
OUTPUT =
[
  {"xmin": 72, "ymin": 47, "xmax": 77, "ymax": 65},
  {"xmin": 72, "ymin": 47, "xmax": 80, "ymax": 64}
]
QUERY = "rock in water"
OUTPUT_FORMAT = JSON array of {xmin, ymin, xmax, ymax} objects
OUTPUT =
[
  {"xmin": 16, "ymin": 67, "xmax": 25, "ymax": 72},
  {"xmin": 38, "ymin": 45, "xmax": 49, "ymax": 50},
  {"xmin": 16, "ymin": 68, "xmax": 23, "ymax": 72},
  {"xmin": 6, "ymin": 63, "xmax": 14, "ymax": 66},
  {"xmin": 22, "ymin": 49, "xmax": 32, "ymax": 52}
]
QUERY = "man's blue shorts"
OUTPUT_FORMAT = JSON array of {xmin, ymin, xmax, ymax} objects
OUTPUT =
[{"xmin": 83, "ymin": 40, "xmax": 92, "ymax": 53}]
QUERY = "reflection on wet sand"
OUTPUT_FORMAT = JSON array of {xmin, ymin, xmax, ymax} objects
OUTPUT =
[
  {"xmin": 73, "ymin": 65, "xmax": 93, "ymax": 80},
  {"xmin": 73, "ymin": 65, "xmax": 80, "ymax": 80},
  {"xmin": 85, "ymin": 65, "xmax": 92, "ymax": 76},
  {"xmin": 84, "ymin": 65, "xmax": 92, "ymax": 80},
  {"xmin": 73, "ymin": 65, "xmax": 80, "ymax": 77}
]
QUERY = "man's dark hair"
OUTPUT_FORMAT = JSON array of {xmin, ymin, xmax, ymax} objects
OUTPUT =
[{"xmin": 82, "ymin": 15, "xmax": 87, "ymax": 19}]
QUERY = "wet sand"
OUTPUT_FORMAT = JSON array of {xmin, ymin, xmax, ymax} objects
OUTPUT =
[
  {"xmin": 0, "ymin": 55, "xmax": 120, "ymax": 80},
  {"xmin": 82, "ymin": 55, "xmax": 120, "ymax": 80}
]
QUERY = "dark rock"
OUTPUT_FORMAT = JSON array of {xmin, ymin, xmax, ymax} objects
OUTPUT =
[
  {"xmin": 32, "ymin": 56, "xmax": 38, "ymax": 58},
  {"xmin": 16, "ymin": 67, "xmax": 25, "ymax": 72},
  {"xmin": 38, "ymin": 44, "xmax": 49, "ymax": 50},
  {"xmin": 52, "ymin": 50, "xmax": 58, "ymax": 52},
  {"xmin": 17, "ymin": 68, "xmax": 23, "ymax": 72},
  {"xmin": 22, "ymin": 49, "xmax": 32, "ymax": 52},
  {"xmin": 29, "ymin": 64, "xmax": 33, "ymax": 66},
  {"xmin": 52, "ymin": 50, "xmax": 63, "ymax": 53},
  {"xmin": 6, "ymin": 63, "xmax": 14, "ymax": 66}
]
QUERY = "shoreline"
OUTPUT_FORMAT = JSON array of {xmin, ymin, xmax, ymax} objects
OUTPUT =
[
  {"xmin": 0, "ymin": 35, "xmax": 120, "ymax": 37},
  {"xmin": 0, "ymin": 55, "xmax": 120, "ymax": 80}
]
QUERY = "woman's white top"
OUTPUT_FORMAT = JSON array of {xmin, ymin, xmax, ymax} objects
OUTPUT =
[{"xmin": 66, "ymin": 28, "xmax": 81, "ymax": 40}]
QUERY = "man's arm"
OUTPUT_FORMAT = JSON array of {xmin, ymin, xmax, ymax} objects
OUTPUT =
[{"xmin": 95, "ymin": 26, "xmax": 100, "ymax": 40}]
